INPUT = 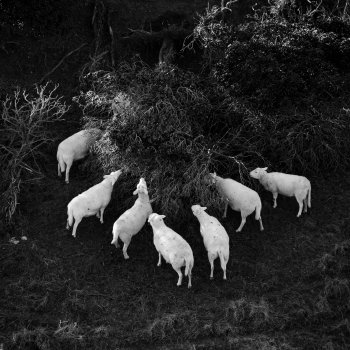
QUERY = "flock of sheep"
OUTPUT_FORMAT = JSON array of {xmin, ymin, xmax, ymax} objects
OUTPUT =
[{"xmin": 57, "ymin": 128, "xmax": 312, "ymax": 288}]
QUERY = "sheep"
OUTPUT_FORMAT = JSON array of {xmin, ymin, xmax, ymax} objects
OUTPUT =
[
  {"xmin": 191, "ymin": 205, "xmax": 229, "ymax": 280},
  {"xmin": 66, "ymin": 170, "xmax": 122, "ymax": 238},
  {"xmin": 111, "ymin": 178, "xmax": 153, "ymax": 260},
  {"xmin": 57, "ymin": 128, "xmax": 102, "ymax": 184},
  {"xmin": 209, "ymin": 172, "xmax": 264, "ymax": 232},
  {"xmin": 249, "ymin": 167, "xmax": 311, "ymax": 217},
  {"xmin": 148, "ymin": 213, "xmax": 194, "ymax": 288}
]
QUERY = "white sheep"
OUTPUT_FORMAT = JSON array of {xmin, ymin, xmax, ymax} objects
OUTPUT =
[
  {"xmin": 111, "ymin": 178, "xmax": 153, "ymax": 259},
  {"xmin": 249, "ymin": 167, "xmax": 311, "ymax": 217},
  {"xmin": 66, "ymin": 170, "xmax": 122, "ymax": 238},
  {"xmin": 191, "ymin": 205, "xmax": 229, "ymax": 280},
  {"xmin": 209, "ymin": 172, "xmax": 264, "ymax": 232},
  {"xmin": 57, "ymin": 128, "xmax": 102, "ymax": 184},
  {"xmin": 148, "ymin": 213, "xmax": 194, "ymax": 288}
]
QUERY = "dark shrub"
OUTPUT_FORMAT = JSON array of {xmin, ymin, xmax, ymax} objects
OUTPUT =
[
  {"xmin": 75, "ymin": 60, "xmax": 264, "ymax": 219},
  {"xmin": 212, "ymin": 17, "xmax": 350, "ymax": 110}
]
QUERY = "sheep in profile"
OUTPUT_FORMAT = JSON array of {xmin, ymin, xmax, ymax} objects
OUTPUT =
[
  {"xmin": 148, "ymin": 213, "xmax": 194, "ymax": 288},
  {"xmin": 191, "ymin": 205, "xmax": 229, "ymax": 280},
  {"xmin": 111, "ymin": 178, "xmax": 153, "ymax": 259},
  {"xmin": 57, "ymin": 128, "xmax": 102, "ymax": 184},
  {"xmin": 209, "ymin": 172, "xmax": 264, "ymax": 232},
  {"xmin": 66, "ymin": 170, "xmax": 122, "ymax": 238},
  {"xmin": 249, "ymin": 167, "xmax": 311, "ymax": 217}
]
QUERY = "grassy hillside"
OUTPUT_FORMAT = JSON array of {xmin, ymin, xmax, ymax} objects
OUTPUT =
[{"xmin": 1, "ymin": 156, "xmax": 349, "ymax": 349}]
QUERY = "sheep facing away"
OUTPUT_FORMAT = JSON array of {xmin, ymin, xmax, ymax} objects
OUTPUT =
[
  {"xmin": 249, "ymin": 167, "xmax": 311, "ymax": 217},
  {"xmin": 191, "ymin": 205, "xmax": 229, "ymax": 280},
  {"xmin": 209, "ymin": 172, "xmax": 264, "ymax": 232},
  {"xmin": 66, "ymin": 170, "xmax": 122, "ymax": 238},
  {"xmin": 148, "ymin": 213, "xmax": 194, "ymax": 288},
  {"xmin": 57, "ymin": 128, "xmax": 102, "ymax": 184},
  {"xmin": 111, "ymin": 178, "xmax": 153, "ymax": 259}
]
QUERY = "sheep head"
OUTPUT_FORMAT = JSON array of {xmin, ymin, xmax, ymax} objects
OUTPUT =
[
  {"xmin": 191, "ymin": 204, "xmax": 207, "ymax": 217},
  {"xmin": 249, "ymin": 167, "xmax": 268, "ymax": 179},
  {"xmin": 133, "ymin": 177, "xmax": 148, "ymax": 195},
  {"xmin": 103, "ymin": 169, "xmax": 122, "ymax": 185},
  {"xmin": 148, "ymin": 213, "xmax": 166, "ymax": 228}
]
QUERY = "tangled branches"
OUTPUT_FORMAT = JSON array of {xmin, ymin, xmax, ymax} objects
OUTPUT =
[{"xmin": 0, "ymin": 83, "xmax": 69, "ymax": 222}]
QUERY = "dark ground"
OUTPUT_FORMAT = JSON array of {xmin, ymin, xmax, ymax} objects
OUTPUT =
[{"xmin": 1, "ymin": 139, "xmax": 350, "ymax": 349}]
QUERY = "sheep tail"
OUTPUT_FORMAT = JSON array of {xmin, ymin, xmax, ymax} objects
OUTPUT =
[
  {"xmin": 185, "ymin": 255, "xmax": 194, "ymax": 276},
  {"xmin": 307, "ymin": 184, "xmax": 311, "ymax": 208},
  {"xmin": 255, "ymin": 200, "xmax": 262, "ymax": 220},
  {"xmin": 111, "ymin": 224, "xmax": 119, "ymax": 245}
]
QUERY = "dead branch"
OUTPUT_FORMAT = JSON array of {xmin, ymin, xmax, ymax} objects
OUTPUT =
[
  {"xmin": 39, "ymin": 43, "xmax": 87, "ymax": 84},
  {"xmin": 108, "ymin": 11, "xmax": 116, "ymax": 67},
  {"xmin": 127, "ymin": 28, "xmax": 153, "ymax": 35}
]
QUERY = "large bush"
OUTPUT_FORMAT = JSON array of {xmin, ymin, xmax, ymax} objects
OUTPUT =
[{"xmin": 75, "ymin": 60, "xmax": 264, "ymax": 219}]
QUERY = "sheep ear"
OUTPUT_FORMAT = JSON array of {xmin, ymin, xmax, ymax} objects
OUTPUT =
[
  {"xmin": 103, "ymin": 175, "xmax": 109, "ymax": 179},
  {"xmin": 202, "ymin": 207, "xmax": 207, "ymax": 211},
  {"xmin": 133, "ymin": 189, "xmax": 138, "ymax": 195},
  {"xmin": 159, "ymin": 215, "xmax": 166, "ymax": 219},
  {"xmin": 262, "ymin": 167, "xmax": 268, "ymax": 171}
]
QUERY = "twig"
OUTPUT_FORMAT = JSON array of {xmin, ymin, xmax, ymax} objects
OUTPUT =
[
  {"xmin": 39, "ymin": 43, "xmax": 87, "ymax": 84},
  {"xmin": 127, "ymin": 28, "xmax": 153, "ymax": 35},
  {"xmin": 108, "ymin": 11, "xmax": 116, "ymax": 67}
]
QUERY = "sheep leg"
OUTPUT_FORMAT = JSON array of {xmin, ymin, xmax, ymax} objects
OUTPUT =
[
  {"xmin": 258, "ymin": 217, "xmax": 264, "ymax": 231},
  {"xmin": 236, "ymin": 213, "xmax": 247, "ymax": 232},
  {"xmin": 65, "ymin": 161, "xmax": 72, "ymax": 184},
  {"xmin": 272, "ymin": 192, "xmax": 278, "ymax": 208},
  {"xmin": 122, "ymin": 237, "xmax": 131, "ymax": 259},
  {"xmin": 222, "ymin": 199, "xmax": 229, "ymax": 218},
  {"xmin": 295, "ymin": 194, "xmax": 304, "ymax": 217},
  {"xmin": 57, "ymin": 163, "xmax": 61, "ymax": 177},
  {"xmin": 208, "ymin": 253, "xmax": 215, "ymax": 279},
  {"xmin": 157, "ymin": 252, "xmax": 162, "ymax": 266},
  {"xmin": 66, "ymin": 218, "xmax": 70, "ymax": 230},
  {"xmin": 174, "ymin": 267, "xmax": 183, "ymax": 286},
  {"xmin": 187, "ymin": 270, "xmax": 192, "ymax": 289},
  {"xmin": 219, "ymin": 255, "xmax": 227, "ymax": 280},
  {"xmin": 303, "ymin": 197, "xmax": 308, "ymax": 213},
  {"xmin": 72, "ymin": 218, "xmax": 82, "ymax": 238},
  {"xmin": 99, "ymin": 207, "xmax": 105, "ymax": 224}
]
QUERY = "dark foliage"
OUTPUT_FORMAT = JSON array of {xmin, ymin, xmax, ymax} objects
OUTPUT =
[{"xmin": 75, "ymin": 60, "xmax": 264, "ymax": 219}]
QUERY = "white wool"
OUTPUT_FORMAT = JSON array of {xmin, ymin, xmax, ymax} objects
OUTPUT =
[
  {"xmin": 148, "ymin": 213, "xmax": 194, "ymax": 288},
  {"xmin": 250, "ymin": 167, "xmax": 311, "ymax": 217},
  {"xmin": 111, "ymin": 178, "xmax": 153, "ymax": 259},
  {"xmin": 66, "ymin": 170, "xmax": 122, "ymax": 238},
  {"xmin": 209, "ymin": 172, "xmax": 264, "ymax": 232},
  {"xmin": 191, "ymin": 205, "xmax": 229, "ymax": 280},
  {"xmin": 57, "ymin": 128, "xmax": 102, "ymax": 184}
]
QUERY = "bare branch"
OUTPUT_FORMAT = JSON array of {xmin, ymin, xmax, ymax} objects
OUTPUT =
[{"xmin": 39, "ymin": 43, "xmax": 87, "ymax": 84}]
